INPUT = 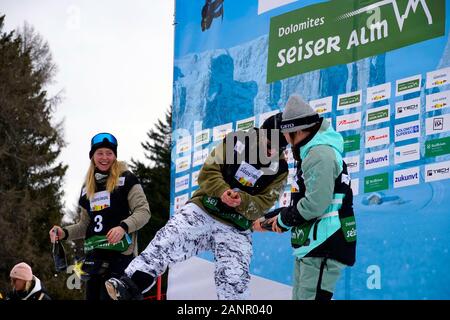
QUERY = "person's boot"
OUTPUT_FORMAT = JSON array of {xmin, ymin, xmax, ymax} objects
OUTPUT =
[{"xmin": 105, "ymin": 275, "xmax": 144, "ymax": 300}]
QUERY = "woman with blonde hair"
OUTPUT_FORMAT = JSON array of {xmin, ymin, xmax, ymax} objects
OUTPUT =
[
  {"xmin": 6, "ymin": 262, "xmax": 51, "ymax": 300},
  {"xmin": 49, "ymin": 133, "xmax": 151, "ymax": 300}
]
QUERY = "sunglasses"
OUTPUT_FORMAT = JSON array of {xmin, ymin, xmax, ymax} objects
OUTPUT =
[{"xmin": 91, "ymin": 133, "xmax": 118, "ymax": 146}]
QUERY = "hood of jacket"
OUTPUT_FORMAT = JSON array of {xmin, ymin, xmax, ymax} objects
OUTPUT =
[
  {"xmin": 299, "ymin": 119, "xmax": 344, "ymax": 161},
  {"xmin": 23, "ymin": 276, "xmax": 42, "ymax": 300}
]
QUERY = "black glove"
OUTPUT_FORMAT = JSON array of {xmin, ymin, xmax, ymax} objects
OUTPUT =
[
  {"xmin": 260, "ymin": 208, "xmax": 289, "ymax": 232},
  {"xmin": 263, "ymin": 207, "xmax": 283, "ymax": 220}
]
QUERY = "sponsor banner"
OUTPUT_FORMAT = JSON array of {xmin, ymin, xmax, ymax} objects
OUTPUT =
[
  {"xmin": 213, "ymin": 123, "xmax": 233, "ymax": 141},
  {"xmin": 279, "ymin": 191, "xmax": 291, "ymax": 207},
  {"xmin": 367, "ymin": 83, "xmax": 391, "ymax": 104},
  {"xmin": 336, "ymin": 112, "xmax": 361, "ymax": 132},
  {"xmin": 193, "ymin": 148, "xmax": 210, "ymax": 167},
  {"xmin": 425, "ymin": 136, "xmax": 450, "ymax": 158},
  {"xmin": 396, "ymin": 74, "xmax": 422, "ymax": 96},
  {"xmin": 425, "ymin": 160, "xmax": 450, "ymax": 182},
  {"xmin": 394, "ymin": 120, "xmax": 420, "ymax": 142},
  {"xmin": 426, "ymin": 67, "xmax": 450, "ymax": 89},
  {"xmin": 337, "ymin": 90, "xmax": 362, "ymax": 110},
  {"xmin": 393, "ymin": 167, "xmax": 420, "ymax": 188},
  {"xmin": 176, "ymin": 135, "xmax": 192, "ymax": 154},
  {"xmin": 394, "ymin": 143, "xmax": 420, "ymax": 164},
  {"xmin": 395, "ymin": 97, "xmax": 421, "ymax": 119},
  {"xmin": 350, "ymin": 178, "xmax": 359, "ymax": 196},
  {"xmin": 175, "ymin": 155, "xmax": 191, "ymax": 173},
  {"xmin": 194, "ymin": 129, "xmax": 210, "ymax": 148},
  {"xmin": 174, "ymin": 193, "xmax": 189, "ymax": 212},
  {"xmin": 236, "ymin": 117, "xmax": 256, "ymax": 131},
  {"xmin": 343, "ymin": 155, "xmax": 360, "ymax": 173},
  {"xmin": 191, "ymin": 170, "xmax": 200, "ymax": 187},
  {"xmin": 425, "ymin": 113, "xmax": 450, "ymax": 135},
  {"xmin": 364, "ymin": 148, "xmax": 390, "ymax": 170},
  {"xmin": 426, "ymin": 90, "xmax": 450, "ymax": 112},
  {"xmin": 343, "ymin": 134, "xmax": 361, "ymax": 153},
  {"xmin": 310, "ymin": 96, "xmax": 332, "ymax": 114},
  {"xmin": 364, "ymin": 172, "xmax": 389, "ymax": 193},
  {"xmin": 366, "ymin": 104, "xmax": 390, "ymax": 126},
  {"xmin": 365, "ymin": 127, "xmax": 390, "ymax": 148},
  {"xmin": 175, "ymin": 175, "xmax": 190, "ymax": 193},
  {"xmin": 267, "ymin": 0, "xmax": 445, "ymax": 82}
]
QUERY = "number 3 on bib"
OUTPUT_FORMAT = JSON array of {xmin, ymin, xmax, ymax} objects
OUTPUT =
[{"xmin": 94, "ymin": 215, "xmax": 103, "ymax": 232}]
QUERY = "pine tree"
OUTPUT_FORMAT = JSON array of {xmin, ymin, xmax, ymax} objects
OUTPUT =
[
  {"xmin": 0, "ymin": 16, "xmax": 80, "ymax": 299},
  {"xmin": 130, "ymin": 107, "xmax": 172, "ymax": 299}
]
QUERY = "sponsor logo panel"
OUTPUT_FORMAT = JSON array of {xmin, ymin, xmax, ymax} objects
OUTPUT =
[
  {"xmin": 343, "ymin": 155, "xmax": 360, "ymax": 173},
  {"xmin": 193, "ymin": 148, "xmax": 210, "ymax": 167},
  {"xmin": 365, "ymin": 127, "xmax": 390, "ymax": 148},
  {"xmin": 194, "ymin": 129, "xmax": 210, "ymax": 148},
  {"xmin": 426, "ymin": 67, "xmax": 450, "ymax": 89},
  {"xmin": 366, "ymin": 105, "xmax": 390, "ymax": 126},
  {"xmin": 236, "ymin": 117, "xmax": 256, "ymax": 131},
  {"xmin": 425, "ymin": 113, "xmax": 450, "ymax": 135},
  {"xmin": 393, "ymin": 167, "xmax": 420, "ymax": 188},
  {"xmin": 213, "ymin": 123, "xmax": 233, "ymax": 141},
  {"xmin": 364, "ymin": 149, "xmax": 390, "ymax": 170},
  {"xmin": 394, "ymin": 143, "xmax": 420, "ymax": 164},
  {"xmin": 175, "ymin": 175, "xmax": 190, "ymax": 193},
  {"xmin": 394, "ymin": 120, "xmax": 420, "ymax": 142},
  {"xmin": 395, "ymin": 97, "xmax": 420, "ymax": 119},
  {"xmin": 310, "ymin": 96, "xmax": 333, "ymax": 114},
  {"xmin": 426, "ymin": 90, "xmax": 450, "ymax": 112},
  {"xmin": 364, "ymin": 173, "xmax": 389, "ymax": 193},
  {"xmin": 396, "ymin": 74, "xmax": 421, "ymax": 96},
  {"xmin": 336, "ymin": 112, "xmax": 361, "ymax": 132},
  {"xmin": 176, "ymin": 135, "xmax": 192, "ymax": 154},
  {"xmin": 338, "ymin": 91, "xmax": 362, "ymax": 110},
  {"xmin": 425, "ymin": 137, "xmax": 450, "ymax": 158},
  {"xmin": 174, "ymin": 194, "xmax": 189, "ymax": 212},
  {"xmin": 344, "ymin": 134, "xmax": 361, "ymax": 152},
  {"xmin": 425, "ymin": 160, "xmax": 450, "ymax": 182},
  {"xmin": 367, "ymin": 83, "xmax": 391, "ymax": 104},
  {"xmin": 191, "ymin": 170, "xmax": 200, "ymax": 187},
  {"xmin": 175, "ymin": 155, "xmax": 191, "ymax": 173}
]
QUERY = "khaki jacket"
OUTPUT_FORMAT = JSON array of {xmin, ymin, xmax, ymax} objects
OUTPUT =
[{"xmin": 189, "ymin": 140, "xmax": 288, "ymax": 225}]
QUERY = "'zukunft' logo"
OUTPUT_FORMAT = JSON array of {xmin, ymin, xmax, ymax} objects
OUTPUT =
[
  {"xmin": 364, "ymin": 149, "xmax": 389, "ymax": 170},
  {"xmin": 393, "ymin": 167, "xmax": 420, "ymax": 188}
]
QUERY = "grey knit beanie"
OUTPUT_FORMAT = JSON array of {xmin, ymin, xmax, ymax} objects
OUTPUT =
[{"xmin": 280, "ymin": 95, "xmax": 320, "ymax": 133}]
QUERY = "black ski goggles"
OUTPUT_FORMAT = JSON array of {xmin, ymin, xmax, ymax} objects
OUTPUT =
[{"xmin": 91, "ymin": 133, "xmax": 118, "ymax": 147}]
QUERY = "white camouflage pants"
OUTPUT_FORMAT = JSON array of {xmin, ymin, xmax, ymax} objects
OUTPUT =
[{"xmin": 125, "ymin": 203, "xmax": 253, "ymax": 300}]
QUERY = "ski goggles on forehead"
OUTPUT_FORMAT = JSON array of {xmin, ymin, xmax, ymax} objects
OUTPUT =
[{"xmin": 91, "ymin": 133, "xmax": 118, "ymax": 146}]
